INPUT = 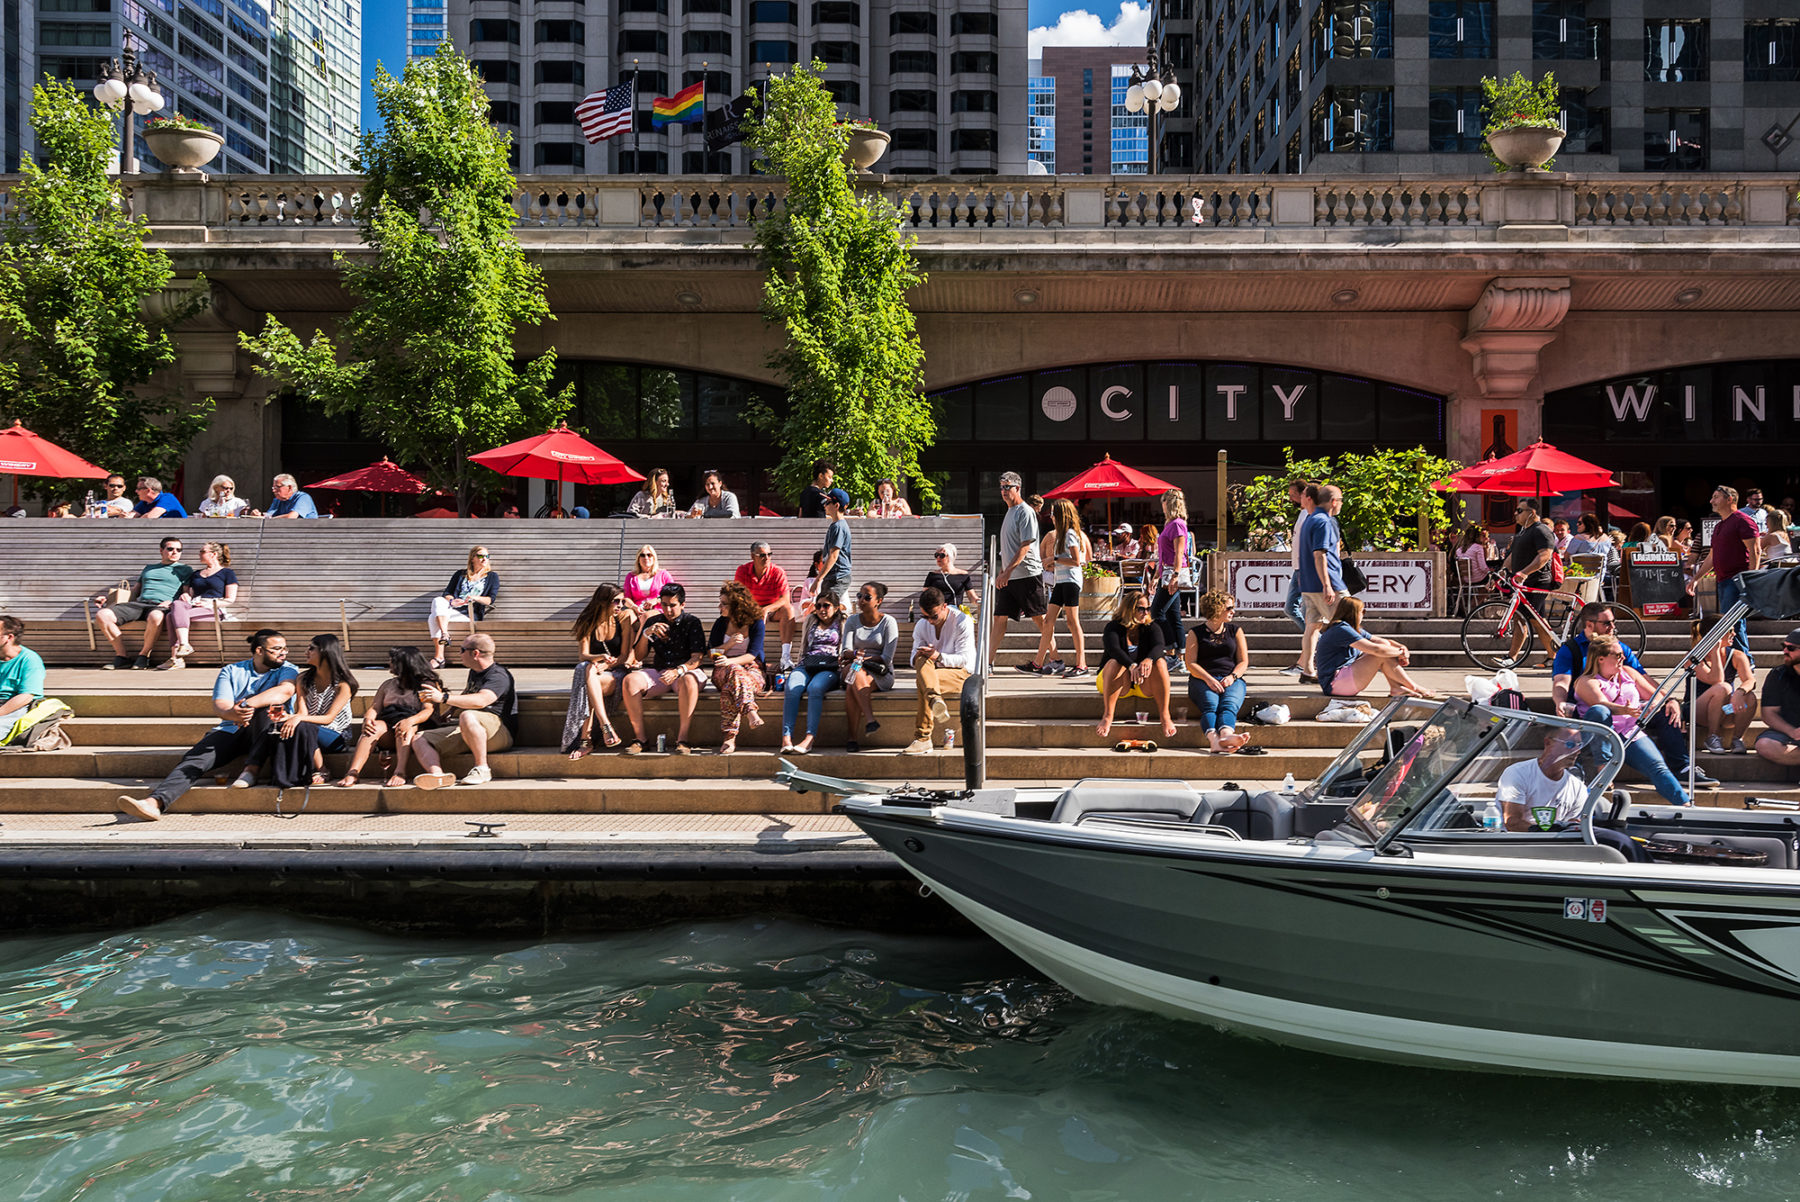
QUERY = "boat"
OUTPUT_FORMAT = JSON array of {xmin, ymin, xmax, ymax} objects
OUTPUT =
[{"xmin": 781, "ymin": 692, "xmax": 1800, "ymax": 1088}]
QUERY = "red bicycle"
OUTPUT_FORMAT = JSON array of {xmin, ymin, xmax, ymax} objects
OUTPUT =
[{"xmin": 1460, "ymin": 575, "xmax": 1645, "ymax": 671}]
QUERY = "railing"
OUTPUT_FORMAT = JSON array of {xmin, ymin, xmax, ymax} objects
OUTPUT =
[{"xmin": 2, "ymin": 172, "xmax": 1794, "ymax": 237}]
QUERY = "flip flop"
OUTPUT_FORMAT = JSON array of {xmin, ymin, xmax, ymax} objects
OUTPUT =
[{"xmin": 1237, "ymin": 745, "xmax": 1269, "ymax": 755}]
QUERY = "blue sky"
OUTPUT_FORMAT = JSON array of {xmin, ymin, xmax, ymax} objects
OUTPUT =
[{"xmin": 359, "ymin": 1, "xmax": 1144, "ymax": 132}]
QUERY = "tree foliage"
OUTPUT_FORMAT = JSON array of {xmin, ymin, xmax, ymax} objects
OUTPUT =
[
  {"xmin": 743, "ymin": 63, "xmax": 938, "ymax": 510},
  {"xmin": 0, "ymin": 77, "xmax": 211, "ymax": 495},
  {"xmin": 241, "ymin": 46, "xmax": 569, "ymax": 515},
  {"xmin": 1233, "ymin": 447, "xmax": 1461, "ymax": 552}
]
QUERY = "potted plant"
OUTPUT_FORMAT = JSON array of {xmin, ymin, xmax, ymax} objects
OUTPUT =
[
  {"xmin": 1481, "ymin": 70, "xmax": 1564, "ymax": 173},
  {"xmin": 838, "ymin": 119, "xmax": 890, "ymax": 172},
  {"xmin": 1079, "ymin": 559, "xmax": 1120, "ymax": 613},
  {"xmin": 142, "ymin": 112, "xmax": 223, "ymax": 173}
]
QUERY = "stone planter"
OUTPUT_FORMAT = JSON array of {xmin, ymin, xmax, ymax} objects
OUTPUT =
[
  {"xmin": 842, "ymin": 127, "xmax": 890, "ymax": 172},
  {"xmin": 1079, "ymin": 574, "xmax": 1121, "ymax": 614},
  {"xmin": 1485, "ymin": 126, "xmax": 1564, "ymax": 173},
  {"xmin": 143, "ymin": 127, "xmax": 224, "ymax": 173}
]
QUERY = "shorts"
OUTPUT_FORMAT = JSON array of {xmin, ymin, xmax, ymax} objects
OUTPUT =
[
  {"xmin": 419, "ymin": 710, "xmax": 513, "ymax": 754},
  {"xmin": 107, "ymin": 599, "xmax": 165, "ymax": 625},
  {"xmin": 997, "ymin": 577, "xmax": 1048, "ymax": 619},
  {"xmin": 1049, "ymin": 581, "xmax": 1081, "ymax": 608},
  {"xmin": 1757, "ymin": 729, "xmax": 1797, "ymax": 748},
  {"xmin": 1302, "ymin": 592, "xmax": 1336, "ymax": 625},
  {"xmin": 630, "ymin": 668, "xmax": 699, "ymax": 698}
]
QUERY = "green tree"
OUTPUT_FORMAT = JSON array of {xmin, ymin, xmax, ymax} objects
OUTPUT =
[
  {"xmin": 0, "ymin": 77, "xmax": 211, "ymax": 495},
  {"xmin": 1233, "ymin": 447, "xmax": 1461, "ymax": 552},
  {"xmin": 241, "ymin": 45, "xmax": 569, "ymax": 515},
  {"xmin": 743, "ymin": 63, "xmax": 938, "ymax": 510}
]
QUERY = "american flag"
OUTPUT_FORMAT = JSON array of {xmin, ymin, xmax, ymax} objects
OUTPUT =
[{"xmin": 576, "ymin": 81, "xmax": 635, "ymax": 144}]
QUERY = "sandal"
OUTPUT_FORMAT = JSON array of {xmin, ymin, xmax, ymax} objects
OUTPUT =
[
  {"xmin": 1237, "ymin": 744, "xmax": 1269, "ymax": 756},
  {"xmin": 622, "ymin": 740, "xmax": 644, "ymax": 756},
  {"xmin": 568, "ymin": 738, "xmax": 592, "ymax": 761},
  {"xmin": 598, "ymin": 722, "xmax": 622, "ymax": 748},
  {"xmin": 310, "ymin": 771, "xmax": 330, "ymax": 785},
  {"xmin": 718, "ymin": 739, "xmax": 736, "ymax": 755}
]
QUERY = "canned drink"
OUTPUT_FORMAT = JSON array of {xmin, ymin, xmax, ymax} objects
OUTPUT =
[
  {"xmin": 943, "ymin": 729, "xmax": 955, "ymax": 751},
  {"xmin": 656, "ymin": 734, "xmax": 667, "ymax": 753}
]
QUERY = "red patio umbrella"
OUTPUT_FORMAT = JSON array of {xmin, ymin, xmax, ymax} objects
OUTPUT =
[
  {"xmin": 1437, "ymin": 441, "xmax": 1617, "ymax": 497},
  {"xmin": 414, "ymin": 507, "xmax": 460, "ymax": 519},
  {"xmin": 1043, "ymin": 453, "xmax": 1179, "ymax": 540},
  {"xmin": 469, "ymin": 424, "xmax": 644, "ymax": 511},
  {"xmin": 308, "ymin": 457, "xmax": 429, "ymax": 494},
  {"xmin": 0, "ymin": 420, "xmax": 109, "ymax": 506}
]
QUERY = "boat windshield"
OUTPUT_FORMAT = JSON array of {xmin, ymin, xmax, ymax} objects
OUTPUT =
[{"xmin": 1342, "ymin": 702, "xmax": 1624, "ymax": 845}]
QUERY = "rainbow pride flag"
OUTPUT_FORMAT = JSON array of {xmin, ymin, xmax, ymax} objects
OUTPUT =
[{"xmin": 652, "ymin": 82, "xmax": 705, "ymax": 127}]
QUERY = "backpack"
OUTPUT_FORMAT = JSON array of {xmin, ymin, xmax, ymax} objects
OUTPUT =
[{"xmin": 0, "ymin": 699, "xmax": 73, "ymax": 752}]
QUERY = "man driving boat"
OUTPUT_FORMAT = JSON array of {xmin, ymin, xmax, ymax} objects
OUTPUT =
[{"xmin": 1498, "ymin": 726, "xmax": 1653, "ymax": 861}]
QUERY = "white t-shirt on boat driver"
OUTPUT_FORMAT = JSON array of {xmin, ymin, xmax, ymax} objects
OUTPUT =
[{"xmin": 1495, "ymin": 759, "xmax": 1589, "ymax": 827}]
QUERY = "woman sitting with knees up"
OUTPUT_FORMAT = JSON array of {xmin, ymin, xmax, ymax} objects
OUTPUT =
[
  {"xmin": 841, "ymin": 581, "xmax": 898, "ymax": 752},
  {"xmin": 161, "ymin": 541, "xmax": 239, "ymax": 670},
  {"xmin": 708, "ymin": 581, "xmax": 767, "ymax": 755},
  {"xmin": 781, "ymin": 592, "xmax": 847, "ymax": 756},
  {"xmin": 334, "ymin": 646, "xmax": 442, "ymax": 788},
  {"xmin": 1314, "ymin": 596, "xmax": 1439, "ymax": 702},
  {"xmin": 1574, "ymin": 634, "xmax": 1690, "ymax": 806},
  {"xmin": 1186, "ymin": 590, "xmax": 1254, "ymax": 754},
  {"xmin": 1694, "ymin": 612, "xmax": 1759, "ymax": 756},
  {"xmin": 562, "ymin": 583, "xmax": 631, "ymax": 759},
  {"xmin": 428, "ymin": 545, "xmax": 498, "ymax": 667},
  {"xmin": 1097, "ymin": 587, "xmax": 1175, "ymax": 740}
]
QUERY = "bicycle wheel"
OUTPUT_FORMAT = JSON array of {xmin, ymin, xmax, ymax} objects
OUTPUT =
[
  {"xmin": 1611, "ymin": 606, "xmax": 1648, "ymax": 663},
  {"xmin": 1462, "ymin": 600, "xmax": 1533, "ymax": 671}
]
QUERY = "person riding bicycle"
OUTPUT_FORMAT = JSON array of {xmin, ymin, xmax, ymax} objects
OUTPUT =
[
  {"xmin": 1504, "ymin": 502, "xmax": 1561, "ymax": 669},
  {"xmin": 1550, "ymin": 602, "xmax": 1716, "ymax": 791}
]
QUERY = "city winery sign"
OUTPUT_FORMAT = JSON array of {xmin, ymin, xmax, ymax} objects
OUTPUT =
[
  {"xmin": 1546, "ymin": 360, "xmax": 1800, "ymax": 442},
  {"xmin": 1224, "ymin": 554, "xmax": 1438, "ymax": 614},
  {"xmin": 930, "ymin": 363, "xmax": 1444, "ymax": 445}
]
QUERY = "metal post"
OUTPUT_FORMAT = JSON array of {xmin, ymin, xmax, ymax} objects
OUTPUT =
[{"xmin": 1688, "ymin": 670, "xmax": 1698, "ymax": 796}]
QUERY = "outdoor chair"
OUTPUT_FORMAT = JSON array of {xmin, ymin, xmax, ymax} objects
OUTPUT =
[{"xmin": 1450, "ymin": 557, "xmax": 1481, "ymax": 617}]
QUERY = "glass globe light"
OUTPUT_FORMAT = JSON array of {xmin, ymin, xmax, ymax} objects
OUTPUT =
[
  {"xmin": 127, "ymin": 81, "xmax": 158, "ymax": 112},
  {"xmin": 141, "ymin": 88, "xmax": 166, "ymax": 113},
  {"xmin": 1124, "ymin": 83, "xmax": 1144, "ymax": 113},
  {"xmin": 94, "ymin": 77, "xmax": 127, "ymax": 107},
  {"xmin": 1140, "ymin": 77, "xmax": 1162, "ymax": 103},
  {"xmin": 1159, "ymin": 81, "xmax": 1182, "ymax": 111}
]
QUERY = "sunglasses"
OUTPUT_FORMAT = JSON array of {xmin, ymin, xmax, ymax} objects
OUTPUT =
[
  {"xmin": 1785, "ymin": 645, "xmax": 1800, "ymax": 653},
  {"xmin": 459, "ymin": 645, "xmax": 478, "ymax": 653},
  {"xmin": 610, "ymin": 598, "xmax": 624, "ymax": 607},
  {"xmin": 162, "ymin": 545, "xmax": 183, "ymax": 553},
  {"xmin": 858, "ymin": 592, "xmax": 877, "ymax": 601},
  {"xmin": 1134, "ymin": 604, "xmax": 1152, "ymax": 613},
  {"xmin": 934, "ymin": 551, "xmax": 948, "ymax": 558}
]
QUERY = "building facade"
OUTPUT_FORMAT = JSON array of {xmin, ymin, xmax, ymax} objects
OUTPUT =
[
  {"xmin": 3, "ymin": 0, "xmax": 33, "ymax": 171},
  {"xmin": 26, "ymin": 0, "xmax": 356, "ymax": 175},
  {"xmin": 450, "ymin": 0, "xmax": 1028, "ymax": 174},
  {"xmin": 1034, "ymin": 46, "xmax": 1162, "ymax": 174},
  {"xmin": 1191, "ymin": 0, "xmax": 1800, "ymax": 175}
]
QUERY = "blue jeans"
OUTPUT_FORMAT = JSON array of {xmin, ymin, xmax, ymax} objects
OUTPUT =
[
  {"xmin": 1717, "ymin": 574, "xmax": 1753, "ymax": 664},
  {"xmin": 1188, "ymin": 678, "xmax": 1247, "ymax": 732},
  {"xmin": 1283, "ymin": 572, "xmax": 1306, "ymax": 633},
  {"xmin": 782, "ymin": 666, "xmax": 841, "ymax": 739},
  {"xmin": 1152, "ymin": 585, "xmax": 1185, "ymax": 656},
  {"xmin": 1581, "ymin": 704, "xmax": 1691, "ymax": 806}
]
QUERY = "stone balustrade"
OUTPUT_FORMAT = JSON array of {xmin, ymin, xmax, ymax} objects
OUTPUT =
[{"xmin": 0, "ymin": 172, "xmax": 1794, "ymax": 241}]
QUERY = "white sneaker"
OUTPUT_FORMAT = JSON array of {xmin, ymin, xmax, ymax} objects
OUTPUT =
[
  {"xmin": 929, "ymin": 696, "xmax": 950, "ymax": 724},
  {"xmin": 1702, "ymin": 734, "xmax": 1726, "ymax": 755},
  {"xmin": 230, "ymin": 769, "xmax": 256, "ymax": 789},
  {"xmin": 460, "ymin": 764, "xmax": 492, "ymax": 786},
  {"xmin": 116, "ymin": 794, "xmax": 161, "ymax": 821},
  {"xmin": 1278, "ymin": 664, "xmax": 1304, "ymax": 677},
  {"xmin": 901, "ymin": 738, "xmax": 933, "ymax": 755}
]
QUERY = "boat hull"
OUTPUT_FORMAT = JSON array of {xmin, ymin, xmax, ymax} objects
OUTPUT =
[{"xmin": 851, "ymin": 805, "xmax": 1800, "ymax": 1086}]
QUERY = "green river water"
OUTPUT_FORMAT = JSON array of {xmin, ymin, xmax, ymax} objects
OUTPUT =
[{"xmin": 2, "ymin": 909, "xmax": 1796, "ymax": 1201}]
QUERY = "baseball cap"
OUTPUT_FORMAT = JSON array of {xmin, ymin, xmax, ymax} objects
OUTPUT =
[
  {"xmin": 998, "ymin": 471, "xmax": 1022, "ymax": 488},
  {"xmin": 826, "ymin": 488, "xmax": 851, "ymax": 508},
  {"xmin": 1114, "ymin": 523, "xmax": 1132, "ymax": 534},
  {"xmin": 1785, "ymin": 628, "xmax": 1800, "ymax": 649}
]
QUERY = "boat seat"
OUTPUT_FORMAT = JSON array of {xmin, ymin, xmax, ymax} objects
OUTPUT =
[
  {"xmin": 1199, "ymin": 789, "xmax": 1297, "ymax": 841},
  {"xmin": 1643, "ymin": 831, "xmax": 1795, "ymax": 870},
  {"xmin": 1419, "ymin": 840, "xmax": 1628, "ymax": 863},
  {"xmin": 1051, "ymin": 779, "xmax": 1203, "ymax": 825}
]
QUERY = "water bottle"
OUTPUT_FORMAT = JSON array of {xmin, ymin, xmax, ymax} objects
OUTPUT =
[
  {"xmin": 1722, "ymin": 699, "xmax": 1734, "ymax": 716},
  {"xmin": 1480, "ymin": 801, "xmax": 1502, "ymax": 831},
  {"xmin": 943, "ymin": 728, "xmax": 955, "ymax": 751},
  {"xmin": 84, "ymin": 489, "xmax": 96, "ymax": 517},
  {"xmin": 1281, "ymin": 771, "xmax": 1297, "ymax": 792}
]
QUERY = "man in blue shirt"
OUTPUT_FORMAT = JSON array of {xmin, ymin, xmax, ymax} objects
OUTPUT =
[
  {"xmin": 128, "ymin": 476, "xmax": 187, "ymax": 519},
  {"xmin": 1550, "ymin": 602, "xmax": 1715, "ymax": 791},
  {"xmin": 116, "ymin": 629, "xmax": 298, "ymax": 820},
  {"xmin": 0, "ymin": 615, "xmax": 50, "ymax": 747},
  {"xmin": 1296, "ymin": 483, "xmax": 1345, "ymax": 683},
  {"xmin": 817, "ymin": 489, "xmax": 853, "ymax": 606},
  {"xmin": 256, "ymin": 474, "xmax": 318, "ymax": 519}
]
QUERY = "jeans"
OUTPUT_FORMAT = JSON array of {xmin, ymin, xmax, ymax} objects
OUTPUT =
[
  {"xmin": 1283, "ymin": 572, "xmax": 1306, "ymax": 633},
  {"xmin": 782, "ymin": 666, "xmax": 841, "ymax": 739},
  {"xmin": 1581, "ymin": 704, "xmax": 1691, "ymax": 806},
  {"xmin": 1151, "ymin": 585, "xmax": 1185, "ymax": 656},
  {"xmin": 1717, "ymin": 574, "xmax": 1753, "ymax": 664},
  {"xmin": 149, "ymin": 716, "xmax": 270, "ymax": 810},
  {"xmin": 1188, "ymin": 678, "xmax": 1247, "ymax": 732}
]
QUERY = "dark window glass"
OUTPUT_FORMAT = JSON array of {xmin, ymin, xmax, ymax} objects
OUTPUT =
[
  {"xmin": 619, "ymin": 149, "xmax": 669, "ymax": 172},
  {"xmin": 751, "ymin": 0, "xmax": 797, "ymax": 22},
  {"xmin": 1379, "ymin": 385, "xmax": 1442, "ymax": 445},
  {"xmin": 616, "ymin": 29, "xmax": 667, "ymax": 54},
  {"xmin": 1428, "ymin": 0, "xmax": 1493, "ymax": 58},
  {"xmin": 1086, "ymin": 363, "xmax": 1146, "ymax": 441},
  {"xmin": 535, "ymin": 101, "xmax": 575, "ymax": 125},
  {"xmin": 1030, "ymin": 367, "xmax": 1088, "ymax": 441},
  {"xmin": 535, "ymin": 60, "xmax": 584, "ymax": 86},
  {"xmin": 1145, "ymin": 363, "xmax": 1203, "ymax": 441},
  {"xmin": 1310, "ymin": 88, "xmax": 1392, "ymax": 152},
  {"xmin": 178, "ymin": 6, "xmax": 225, "ymax": 50},
  {"xmin": 579, "ymin": 365, "xmax": 638, "ymax": 441},
  {"xmin": 749, "ymin": 38, "xmax": 797, "ymax": 61},
  {"xmin": 1205, "ymin": 364, "xmax": 1259, "ymax": 441},
  {"xmin": 1532, "ymin": 1, "xmax": 1602, "ymax": 60},
  {"xmin": 1310, "ymin": 0, "xmax": 1391, "ymax": 65},
  {"xmin": 681, "ymin": 149, "xmax": 735, "ymax": 172},
  {"xmin": 1643, "ymin": 108, "xmax": 1707, "ymax": 171},
  {"xmin": 889, "ymin": 10, "xmax": 934, "ymax": 35},
  {"xmin": 1745, "ymin": 20, "xmax": 1800, "ymax": 83},
  {"xmin": 823, "ymin": 79, "xmax": 859, "ymax": 103},
  {"xmin": 683, "ymin": 30, "xmax": 730, "ymax": 53},
  {"xmin": 951, "ymin": 89, "xmax": 997, "ymax": 112},
  {"xmin": 889, "ymin": 88, "xmax": 935, "ymax": 113},
  {"xmin": 489, "ymin": 98, "xmax": 519, "ymax": 124},
  {"xmin": 952, "ymin": 128, "xmax": 996, "ymax": 151},
  {"xmin": 950, "ymin": 12, "xmax": 996, "ymax": 35},
  {"xmin": 1318, "ymin": 374, "xmax": 1378, "ymax": 441},
  {"xmin": 950, "ymin": 50, "xmax": 996, "ymax": 73},
  {"xmin": 1261, "ymin": 368, "xmax": 1319, "ymax": 440},
  {"xmin": 891, "ymin": 127, "xmax": 936, "ymax": 151},
  {"xmin": 890, "ymin": 49, "xmax": 936, "ymax": 73},
  {"xmin": 811, "ymin": 1, "xmax": 858, "ymax": 24},
  {"xmin": 468, "ymin": 18, "xmax": 518, "ymax": 43},
  {"xmin": 813, "ymin": 40, "xmax": 858, "ymax": 64},
  {"xmin": 693, "ymin": 375, "xmax": 757, "ymax": 439},
  {"xmin": 1559, "ymin": 87, "xmax": 1608, "ymax": 153},
  {"xmin": 640, "ymin": 369, "xmax": 693, "ymax": 439},
  {"xmin": 685, "ymin": 0, "xmax": 731, "ymax": 11},
  {"xmin": 973, "ymin": 375, "xmax": 1027, "ymax": 442},
  {"xmin": 1645, "ymin": 20, "xmax": 1708, "ymax": 82},
  {"xmin": 1427, "ymin": 87, "xmax": 1483, "ymax": 152},
  {"xmin": 619, "ymin": 0, "xmax": 666, "ymax": 11},
  {"xmin": 476, "ymin": 58, "xmax": 520, "ymax": 85},
  {"xmin": 931, "ymin": 385, "xmax": 973, "ymax": 441},
  {"xmin": 682, "ymin": 70, "xmax": 732, "ymax": 94},
  {"xmin": 533, "ymin": 141, "xmax": 585, "ymax": 168}
]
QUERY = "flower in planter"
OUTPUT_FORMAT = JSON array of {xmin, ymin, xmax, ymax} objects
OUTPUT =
[
  {"xmin": 1479, "ymin": 70, "xmax": 1564, "ymax": 172},
  {"xmin": 837, "ymin": 119, "xmax": 880, "ymax": 131},
  {"xmin": 144, "ymin": 112, "xmax": 217, "ymax": 134},
  {"xmin": 1081, "ymin": 560, "xmax": 1117, "ymax": 580}
]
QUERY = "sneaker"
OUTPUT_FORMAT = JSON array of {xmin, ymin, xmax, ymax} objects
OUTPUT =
[
  {"xmin": 1702, "ymin": 734, "xmax": 1726, "ymax": 755},
  {"xmin": 928, "ymin": 696, "xmax": 951, "ymax": 724},
  {"xmin": 1016, "ymin": 661, "xmax": 1042, "ymax": 675},
  {"xmin": 1299, "ymin": 673, "xmax": 1320, "ymax": 685},
  {"xmin": 230, "ymin": 769, "xmax": 257, "ymax": 790},
  {"xmin": 413, "ymin": 771, "xmax": 456, "ymax": 790},
  {"xmin": 1689, "ymin": 771, "xmax": 1721, "ymax": 790},
  {"xmin": 1278, "ymin": 664, "xmax": 1304, "ymax": 677},
  {"xmin": 155, "ymin": 656, "xmax": 185, "ymax": 672},
  {"xmin": 132, "ymin": 655, "xmax": 151, "ymax": 670},
  {"xmin": 116, "ymin": 794, "xmax": 161, "ymax": 821},
  {"xmin": 845, "ymin": 740, "xmax": 860, "ymax": 753},
  {"xmin": 1732, "ymin": 738, "xmax": 1751, "ymax": 754},
  {"xmin": 901, "ymin": 738, "xmax": 933, "ymax": 755},
  {"xmin": 105, "ymin": 655, "xmax": 132, "ymax": 671},
  {"xmin": 1167, "ymin": 658, "xmax": 1185, "ymax": 676},
  {"xmin": 460, "ymin": 764, "xmax": 492, "ymax": 786},
  {"xmin": 1043, "ymin": 659, "xmax": 1066, "ymax": 674}
]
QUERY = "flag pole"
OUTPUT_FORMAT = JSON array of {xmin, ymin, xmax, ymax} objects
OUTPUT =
[{"xmin": 631, "ymin": 58, "xmax": 641, "ymax": 166}]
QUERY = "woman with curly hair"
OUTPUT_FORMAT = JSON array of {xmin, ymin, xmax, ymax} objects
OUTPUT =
[
  {"xmin": 708, "ymin": 581, "xmax": 766, "ymax": 754},
  {"xmin": 562, "ymin": 583, "xmax": 631, "ymax": 758},
  {"xmin": 1185, "ymin": 591, "xmax": 1253, "ymax": 754}
]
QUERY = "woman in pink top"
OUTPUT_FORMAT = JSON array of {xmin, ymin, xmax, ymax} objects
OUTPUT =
[
  {"xmin": 1573, "ymin": 634, "xmax": 1690, "ymax": 805},
  {"xmin": 1150, "ymin": 490, "xmax": 1190, "ymax": 668},
  {"xmin": 623, "ymin": 545, "xmax": 675, "ymax": 625}
]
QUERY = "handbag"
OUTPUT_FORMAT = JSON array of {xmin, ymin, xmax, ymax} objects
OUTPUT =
[
  {"xmin": 800, "ymin": 652, "xmax": 840, "ymax": 673},
  {"xmin": 107, "ymin": 578, "xmax": 133, "ymax": 605},
  {"xmin": 1341, "ymin": 556, "xmax": 1368, "ymax": 596}
]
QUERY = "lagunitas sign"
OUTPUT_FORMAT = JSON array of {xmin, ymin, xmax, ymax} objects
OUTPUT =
[{"xmin": 1224, "ymin": 554, "xmax": 1438, "ymax": 614}]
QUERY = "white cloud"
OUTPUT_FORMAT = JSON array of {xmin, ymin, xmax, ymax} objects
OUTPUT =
[{"xmin": 1029, "ymin": 2, "xmax": 1151, "ymax": 61}]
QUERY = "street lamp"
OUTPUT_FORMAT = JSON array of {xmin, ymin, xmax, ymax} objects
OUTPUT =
[
  {"xmin": 1122, "ymin": 31, "xmax": 1181, "ymax": 175},
  {"xmin": 93, "ymin": 45, "xmax": 165, "ymax": 174}
]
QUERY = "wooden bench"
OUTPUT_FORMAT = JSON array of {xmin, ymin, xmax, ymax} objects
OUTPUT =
[{"xmin": 6, "ymin": 516, "xmax": 986, "ymax": 666}]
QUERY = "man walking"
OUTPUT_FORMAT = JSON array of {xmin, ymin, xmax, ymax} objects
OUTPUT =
[
  {"xmin": 411, "ymin": 633, "xmax": 518, "ymax": 787},
  {"xmin": 1689, "ymin": 485, "xmax": 1762, "ymax": 662},
  {"xmin": 817, "ymin": 489, "xmax": 853, "ymax": 608},
  {"xmin": 1279, "ymin": 478, "xmax": 1316, "ymax": 675},
  {"xmin": 798, "ymin": 460, "xmax": 835, "ymax": 519},
  {"xmin": 1295, "ymin": 483, "xmax": 1344, "ymax": 683},
  {"xmin": 905, "ymin": 587, "xmax": 972, "ymax": 754},
  {"xmin": 116, "ymin": 629, "xmax": 298, "ymax": 820},
  {"xmin": 991, "ymin": 471, "xmax": 1047, "ymax": 669}
]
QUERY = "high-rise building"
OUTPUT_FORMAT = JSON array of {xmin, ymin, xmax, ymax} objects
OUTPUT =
[
  {"xmin": 1036, "ymin": 46, "xmax": 1170, "ymax": 174},
  {"xmin": 450, "ymin": 0, "xmax": 1028, "ymax": 174},
  {"xmin": 26, "ymin": 0, "xmax": 356, "ymax": 175},
  {"xmin": 3, "ymin": 0, "xmax": 33, "ymax": 171},
  {"xmin": 1026, "ymin": 63, "xmax": 1053, "ymax": 172},
  {"xmin": 408, "ymin": 0, "xmax": 446, "ymax": 59},
  {"xmin": 1192, "ymin": 1, "xmax": 1800, "ymax": 175}
]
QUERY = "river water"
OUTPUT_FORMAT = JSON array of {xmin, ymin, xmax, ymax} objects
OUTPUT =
[{"xmin": 3, "ymin": 910, "xmax": 1797, "ymax": 1201}]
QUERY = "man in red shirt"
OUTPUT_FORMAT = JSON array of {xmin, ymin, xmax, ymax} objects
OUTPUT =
[
  {"xmin": 1689, "ymin": 485, "xmax": 1763, "ymax": 661},
  {"xmin": 734, "ymin": 541, "xmax": 796, "ymax": 668}
]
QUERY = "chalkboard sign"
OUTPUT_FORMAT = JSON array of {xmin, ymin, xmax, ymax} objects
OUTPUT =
[{"xmin": 1628, "ymin": 550, "xmax": 1685, "ymax": 617}]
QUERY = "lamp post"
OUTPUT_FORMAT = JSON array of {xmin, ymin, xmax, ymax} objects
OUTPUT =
[
  {"xmin": 92, "ymin": 45, "xmax": 165, "ymax": 174},
  {"xmin": 1122, "ymin": 32, "xmax": 1182, "ymax": 175}
]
